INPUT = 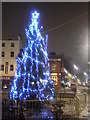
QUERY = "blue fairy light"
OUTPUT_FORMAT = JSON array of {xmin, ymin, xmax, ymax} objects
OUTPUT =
[{"xmin": 10, "ymin": 10, "xmax": 54, "ymax": 101}]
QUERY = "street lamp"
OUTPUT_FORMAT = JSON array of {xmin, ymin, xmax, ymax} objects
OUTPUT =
[
  {"xmin": 64, "ymin": 68, "xmax": 68, "ymax": 74},
  {"xmin": 83, "ymin": 72, "xmax": 87, "ymax": 76},
  {"xmin": 83, "ymin": 72, "xmax": 88, "ymax": 84},
  {"xmin": 73, "ymin": 64, "xmax": 78, "ymax": 70},
  {"xmin": 88, "ymin": 61, "xmax": 90, "ymax": 65},
  {"xmin": 73, "ymin": 64, "xmax": 79, "ymax": 85}
]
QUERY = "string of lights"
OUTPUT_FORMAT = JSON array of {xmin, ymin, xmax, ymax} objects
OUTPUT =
[
  {"xmin": 10, "ymin": 11, "xmax": 54, "ymax": 101},
  {"xmin": 42, "ymin": 11, "xmax": 88, "ymax": 34}
]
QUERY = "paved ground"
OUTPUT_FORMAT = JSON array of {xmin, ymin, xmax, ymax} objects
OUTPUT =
[
  {"xmin": 1, "ymin": 86, "xmax": 90, "ymax": 119},
  {"xmin": 78, "ymin": 92, "xmax": 90, "ymax": 119},
  {"xmin": 79, "ymin": 107, "xmax": 89, "ymax": 118}
]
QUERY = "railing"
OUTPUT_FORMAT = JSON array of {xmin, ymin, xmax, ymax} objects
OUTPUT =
[
  {"xmin": 2, "ymin": 99, "xmax": 55, "ymax": 119},
  {"xmin": 77, "ymin": 93, "xmax": 88, "ymax": 103},
  {"xmin": 2, "ymin": 92, "xmax": 88, "ymax": 119},
  {"xmin": 57, "ymin": 92, "xmax": 88, "ymax": 118}
]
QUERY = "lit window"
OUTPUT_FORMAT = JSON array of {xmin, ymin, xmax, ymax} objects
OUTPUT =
[
  {"xmin": 10, "ymin": 65, "xmax": 14, "ymax": 71},
  {"xmin": 51, "ymin": 65, "xmax": 56, "ymax": 71},
  {"xmin": 11, "ymin": 52, "xmax": 14, "ymax": 57},
  {"xmin": 3, "ymin": 84, "xmax": 7, "ymax": 89},
  {"xmin": 0, "ymin": 65, "xmax": 4, "ymax": 71},
  {"xmin": 11, "ymin": 43, "xmax": 14, "ymax": 47},
  {"xmin": 1, "ymin": 51, "xmax": 5, "ymax": 57},
  {"xmin": 2, "ymin": 43, "xmax": 5, "ymax": 47}
]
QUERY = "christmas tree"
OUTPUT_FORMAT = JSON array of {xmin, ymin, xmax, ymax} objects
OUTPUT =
[{"xmin": 10, "ymin": 11, "xmax": 54, "ymax": 101}]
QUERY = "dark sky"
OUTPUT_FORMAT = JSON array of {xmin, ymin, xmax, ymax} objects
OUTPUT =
[{"xmin": 2, "ymin": 2, "xmax": 88, "ymax": 80}]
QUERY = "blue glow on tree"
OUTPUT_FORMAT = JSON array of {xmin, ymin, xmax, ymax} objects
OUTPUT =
[{"xmin": 10, "ymin": 11, "xmax": 54, "ymax": 101}]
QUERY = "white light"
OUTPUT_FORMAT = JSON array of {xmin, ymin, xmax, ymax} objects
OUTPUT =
[
  {"xmin": 72, "ymin": 75, "xmax": 77, "ymax": 79},
  {"xmin": 3, "ymin": 85, "xmax": 7, "ymax": 89},
  {"xmin": 72, "ymin": 75, "xmax": 75, "ymax": 79},
  {"xmin": 85, "ymin": 79, "xmax": 88, "ymax": 84},
  {"xmin": 64, "ymin": 68, "xmax": 68, "ymax": 74},
  {"xmin": 73, "ymin": 64, "xmax": 78, "ymax": 70},
  {"xmin": 83, "ymin": 82, "xmax": 85, "ymax": 86},
  {"xmin": 79, "ymin": 81, "xmax": 81, "ymax": 84},
  {"xmin": 32, "ymin": 82, "xmax": 34, "ymax": 85},
  {"xmin": 83, "ymin": 72, "xmax": 87, "ymax": 76},
  {"xmin": 88, "ymin": 61, "xmax": 90, "ymax": 65}
]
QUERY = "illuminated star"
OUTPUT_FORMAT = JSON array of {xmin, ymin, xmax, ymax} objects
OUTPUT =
[{"xmin": 32, "ymin": 11, "xmax": 39, "ymax": 19}]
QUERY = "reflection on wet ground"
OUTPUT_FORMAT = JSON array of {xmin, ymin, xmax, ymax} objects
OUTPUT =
[{"xmin": 24, "ymin": 108, "xmax": 54, "ymax": 119}]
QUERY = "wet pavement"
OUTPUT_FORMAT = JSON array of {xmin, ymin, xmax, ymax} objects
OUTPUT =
[{"xmin": 24, "ymin": 108, "xmax": 55, "ymax": 119}]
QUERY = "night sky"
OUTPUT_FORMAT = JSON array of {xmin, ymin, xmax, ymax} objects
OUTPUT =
[{"xmin": 2, "ymin": 2, "xmax": 88, "ymax": 81}]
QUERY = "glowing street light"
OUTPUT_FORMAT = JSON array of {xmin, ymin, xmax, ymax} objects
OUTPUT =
[
  {"xmin": 83, "ymin": 72, "xmax": 88, "ymax": 84},
  {"xmin": 64, "ymin": 68, "xmax": 68, "ymax": 74},
  {"xmin": 73, "ymin": 64, "xmax": 78, "ymax": 70},
  {"xmin": 83, "ymin": 72, "xmax": 87, "ymax": 76},
  {"xmin": 88, "ymin": 61, "xmax": 90, "ymax": 65}
]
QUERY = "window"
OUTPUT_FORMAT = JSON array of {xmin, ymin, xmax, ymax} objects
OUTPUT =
[
  {"xmin": 11, "ymin": 52, "xmax": 14, "ymax": 57},
  {"xmin": 11, "ymin": 43, "xmax": 14, "ymax": 47},
  {"xmin": 51, "ymin": 64, "xmax": 56, "ymax": 71},
  {"xmin": 1, "ymin": 51, "xmax": 5, "ymax": 57},
  {"xmin": 2, "ymin": 43, "xmax": 5, "ymax": 47},
  {"xmin": 10, "ymin": 65, "xmax": 14, "ymax": 71},
  {"xmin": 3, "ymin": 84, "xmax": 7, "ymax": 89},
  {"xmin": 5, "ymin": 62, "xmax": 8, "ymax": 74},
  {"xmin": 0, "ymin": 65, "xmax": 4, "ymax": 71}
]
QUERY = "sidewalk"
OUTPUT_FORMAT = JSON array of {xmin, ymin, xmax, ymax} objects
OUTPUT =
[
  {"xmin": 79, "ymin": 107, "xmax": 89, "ymax": 119},
  {"xmin": 79, "ymin": 104, "xmax": 90, "ymax": 119},
  {"xmin": 61, "ymin": 99, "xmax": 88, "ymax": 117}
]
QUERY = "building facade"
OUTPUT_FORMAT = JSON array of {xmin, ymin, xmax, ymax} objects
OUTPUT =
[
  {"xmin": 0, "ymin": 36, "xmax": 21, "ymax": 89},
  {"xmin": 49, "ymin": 54, "xmax": 61, "ymax": 91}
]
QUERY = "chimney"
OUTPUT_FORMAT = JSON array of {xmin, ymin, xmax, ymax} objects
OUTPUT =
[
  {"xmin": 18, "ymin": 34, "xmax": 21, "ymax": 40},
  {"xmin": 18, "ymin": 34, "xmax": 22, "ymax": 49}
]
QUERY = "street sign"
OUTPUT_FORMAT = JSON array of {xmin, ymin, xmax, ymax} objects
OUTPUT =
[{"xmin": 60, "ymin": 93, "xmax": 75, "ymax": 98}]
